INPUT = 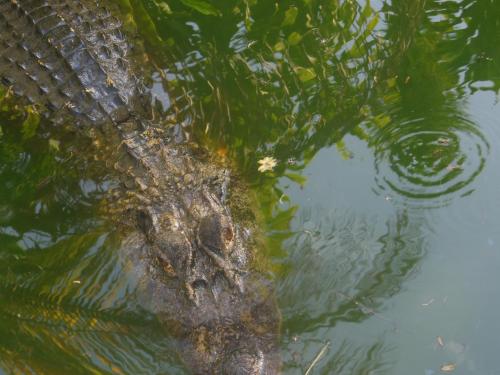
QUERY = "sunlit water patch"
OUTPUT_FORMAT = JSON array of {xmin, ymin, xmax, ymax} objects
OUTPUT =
[{"xmin": 372, "ymin": 113, "xmax": 488, "ymax": 208}]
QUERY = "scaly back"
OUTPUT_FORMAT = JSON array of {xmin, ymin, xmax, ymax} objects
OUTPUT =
[{"xmin": 0, "ymin": 0, "xmax": 140, "ymax": 125}]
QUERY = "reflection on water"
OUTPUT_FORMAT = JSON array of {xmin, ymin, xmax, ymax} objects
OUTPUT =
[
  {"xmin": 1, "ymin": 0, "xmax": 500, "ymax": 373},
  {"xmin": 0, "ymin": 229, "xmax": 180, "ymax": 373},
  {"xmin": 280, "ymin": 209, "xmax": 425, "ymax": 329},
  {"xmin": 372, "ymin": 112, "xmax": 489, "ymax": 207},
  {"xmin": 0, "ymin": 127, "xmax": 180, "ymax": 373},
  {"xmin": 278, "ymin": 208, "xmax": 426, "ymax": 373}
]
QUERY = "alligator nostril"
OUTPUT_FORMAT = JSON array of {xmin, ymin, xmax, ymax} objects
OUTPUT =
[{"xmin": 192, "ymin": 279, "xmax": 208, "ymax": 290}]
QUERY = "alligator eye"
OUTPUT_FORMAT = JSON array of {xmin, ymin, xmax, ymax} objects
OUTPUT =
[
  {"xmin": 137, "ymin": 209, "xmax": 153, "ymax": 235},
  {"xmin": 198, "ymin": 215, "xmax": 223, "ymax": 251}
]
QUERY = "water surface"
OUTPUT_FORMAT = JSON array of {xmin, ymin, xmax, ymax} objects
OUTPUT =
[{"xmin": 1, "ymin": 0, "xmax": 500, "ymax": 373}]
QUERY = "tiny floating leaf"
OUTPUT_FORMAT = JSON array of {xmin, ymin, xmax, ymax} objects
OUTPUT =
[
  {"xmin": 440, "ymin": 363, "xmax": 456, "ymax": 373},
  {"xmin": 436, "ymin": 336, "xmax": 444, "ymax": 348}
]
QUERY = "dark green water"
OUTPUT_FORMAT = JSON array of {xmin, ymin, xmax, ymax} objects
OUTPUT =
[{"xmin": 1, "ymin": 0, "xmax": 500, "ymax": 373}]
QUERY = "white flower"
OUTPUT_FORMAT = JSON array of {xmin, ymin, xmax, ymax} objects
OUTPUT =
[{"xmin": 257, "ymin": 156, "xmax": 277, "ymax": 173}]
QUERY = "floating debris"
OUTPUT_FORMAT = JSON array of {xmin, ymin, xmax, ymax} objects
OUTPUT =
[
  {"xmin": 304, "ymin": 341, "xmax": 330, "ymax": 375},
  {"xmin": 446, "ymin": 164, "xmax": 462, "ymax": 172},
  {"xmin": 437, "ymin": 137, "xmax": 450, "ymax": 146},
  {"xmin": 72, "ymin": 280, "xmax": 81, "ymax": 284},
  {"xmin": 440, "ymin": 363, "xmax": 456, "ymax": 373},
  {"xmin": 421, "ymin": 298, "xmax": 435, "ymax": 307},
  {"xmin": 257, "ymin": 156, "xmax": 277, "ymax": 173},
  {"xmin": 436, "ymin": 336, "xmax": 445, "ymax": 348}
]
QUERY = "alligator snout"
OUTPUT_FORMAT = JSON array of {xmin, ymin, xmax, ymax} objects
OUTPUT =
[
  {"xmin": 220, "ymin": 345, "xmax": 280, "ymax": 375},
  {"xmin": 183, "ymin": 325, "xmax": 280, "ymax": 375},
  {"xmin": 176, "ymin": 273, "xmax": 281, "ymax": 374}
]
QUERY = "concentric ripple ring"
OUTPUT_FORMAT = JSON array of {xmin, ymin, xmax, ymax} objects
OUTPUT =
[{"xmin": 373, "ymin": 115, "xmax": 489, "ymax": 208}]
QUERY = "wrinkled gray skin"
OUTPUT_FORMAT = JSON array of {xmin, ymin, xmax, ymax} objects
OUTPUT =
[{"xmin": 0, "ymin": 0, "xmax": 280, "ymax": 373}]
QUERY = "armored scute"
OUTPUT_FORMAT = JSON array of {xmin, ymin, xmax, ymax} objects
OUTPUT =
[{"xmin": 0, "ymin": 0, "xmax": 280, "ymax": 373}]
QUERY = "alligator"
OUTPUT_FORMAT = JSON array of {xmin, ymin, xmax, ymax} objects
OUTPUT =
[{"xmin": 0, "ymin": 0, "xmax": 280, "ymax": 373}]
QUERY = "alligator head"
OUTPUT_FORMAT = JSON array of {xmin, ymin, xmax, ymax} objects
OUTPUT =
[{"xmin": 121, "ymin": 138, "xmax": 281, "ymax": 374}]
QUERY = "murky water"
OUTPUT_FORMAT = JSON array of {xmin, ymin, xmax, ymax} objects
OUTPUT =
[{"xmin": 1, "ymin": 0, "xmax": 500, "ymax": 373}]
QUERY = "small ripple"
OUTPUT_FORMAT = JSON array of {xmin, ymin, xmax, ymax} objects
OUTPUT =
[
  {"xmin": 279, "ymin": 208, "xmax": 427, "ymax": 332},
  {"xmin": 373, "ymin": 114, "xmax": 489, "ymax": 208}
]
